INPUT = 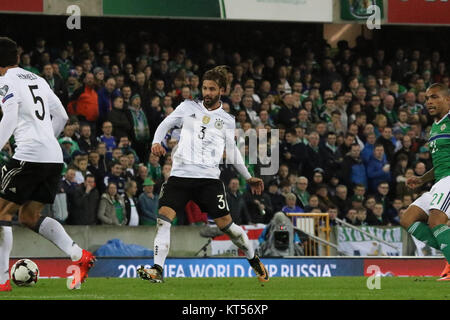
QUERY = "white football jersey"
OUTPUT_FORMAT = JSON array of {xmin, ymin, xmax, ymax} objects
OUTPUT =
[
  {"xmin": 153, "ymin": 100, "xmax": 249, "ymax": 180},
  {"xmin": 0, "ymin": 67, "xmax": 66, "ymax": 163}
]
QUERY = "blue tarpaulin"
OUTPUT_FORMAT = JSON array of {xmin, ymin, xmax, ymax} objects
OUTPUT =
[{"xmin": 94, "ymin": 238, "xmax": 154, "ymax": 257}]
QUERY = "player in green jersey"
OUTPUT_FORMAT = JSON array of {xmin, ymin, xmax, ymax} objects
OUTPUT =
[{"xmin": 400, "ymin": 83, "xmax": 450, "ymax": 281}]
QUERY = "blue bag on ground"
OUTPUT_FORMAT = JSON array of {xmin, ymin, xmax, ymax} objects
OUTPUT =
[{"xmin": 94, "ymin": 238, "xmax": 154, "ymax": 257}]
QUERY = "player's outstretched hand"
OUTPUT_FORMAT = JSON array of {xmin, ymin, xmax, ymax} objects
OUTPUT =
[
  {"xmin": 247, "ymin": 177, "xmax": 264, "ymax": 195},
  {"xmin": 151, "ymin": 143, "xmax": 166, "ymax": 157},
  {"xmin": 406, "ymin": 176, "xmax": 423, "ymax": 189}
]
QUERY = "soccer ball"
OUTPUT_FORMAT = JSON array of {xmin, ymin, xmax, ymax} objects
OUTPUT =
[{"xmin": 10, "ymin": 259, "xmax": 39, "ymax": 286}]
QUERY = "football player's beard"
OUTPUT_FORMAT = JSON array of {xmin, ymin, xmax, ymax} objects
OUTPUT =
[{"xmin": 204, "ymin": 95, "xmax": 220, "ymax": 108}]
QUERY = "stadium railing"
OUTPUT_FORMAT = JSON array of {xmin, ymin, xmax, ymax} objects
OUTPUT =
[{"xmin": 287, "ymin": 213, "xmax": 331, "ymax": 256}]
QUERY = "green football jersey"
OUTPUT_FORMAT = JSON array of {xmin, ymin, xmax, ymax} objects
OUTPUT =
[{"xmin": 428, "ymin": 113, "xmax": 450, "ymax": 182}]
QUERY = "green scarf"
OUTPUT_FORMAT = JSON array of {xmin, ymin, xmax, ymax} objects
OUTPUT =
[
  {"xmin": 114, "ymin": 200, "xmax": 124, "ymax": 224},
  {"xmin": 129, "ymin": 106, "xmax": 150, "ymax": 142}
]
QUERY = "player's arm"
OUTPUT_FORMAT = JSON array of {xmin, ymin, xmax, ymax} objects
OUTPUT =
[
  {"xmin": 151, "ymin": 102, "xmax": 189, "ymax": 156},
  {"xmin": 45, "ymin": 81, "xmax": 69, "ymax": 136},
  {"xmin": 0, "ymin": 100, "xmax": 18, "ymax": 150},
  {"xmin": 406, "ymin": 167, "xmax": 434, "ymax": 189},
  {"xmin": 225, "ymin": 124, "xmax": 264, "ymax": 195},
  {"xmin": 0, "ymin": 83, "xmax": 20, "ymax": 150}
]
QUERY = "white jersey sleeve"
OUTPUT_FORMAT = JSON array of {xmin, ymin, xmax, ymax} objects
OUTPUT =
[{"xmin": 0, "ymin": 79, "xmax": 19, "ymax": 150}]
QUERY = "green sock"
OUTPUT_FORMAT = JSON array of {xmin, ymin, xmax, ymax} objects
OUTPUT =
[
  {"xmin": 432, "ymin": 224, "xmax": 450, "ymax": 262},
  {"xmin": 407, "ymin": 221, "xmax": 440, "ymax": 250}
]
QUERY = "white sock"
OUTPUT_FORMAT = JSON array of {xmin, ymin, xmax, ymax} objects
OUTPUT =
[
  {"xmin": 153, "ymin": 218, "xmax": 171, "ymax": 269},
  {"xmin": 222, "ymin": 223, "xmax": 255, "ymax": 260},
  {"xmin": 38, "ymin": 217, "xmax": 83, "ymax": 261},
  {"xmin": 0, "ymin": 226, "xmax": 12, "ymax": 284}
]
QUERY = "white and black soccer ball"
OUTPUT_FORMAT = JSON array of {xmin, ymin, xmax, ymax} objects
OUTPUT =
[{"xmin": 10, "ymin": 259, "xmax": 39, "ymax": 286}]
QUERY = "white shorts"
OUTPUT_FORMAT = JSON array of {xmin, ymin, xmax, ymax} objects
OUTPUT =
[{"xmin": 410, "ymin": 175, "xmax": 450, "ymax": 218}]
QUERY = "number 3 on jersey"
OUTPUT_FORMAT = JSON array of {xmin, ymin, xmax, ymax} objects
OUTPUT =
[
  {"xmin": 28, "ymin": 85, "xmax": 45, "ymax": 120},
  {"xmin": 198, "ymin": 125, "xmax": 206, "ymax": 139}
]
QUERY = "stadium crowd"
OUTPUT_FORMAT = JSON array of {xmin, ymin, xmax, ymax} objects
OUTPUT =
[{"xmin": 2, "ymin": 30, "xmax": 449, "ymax": 228}]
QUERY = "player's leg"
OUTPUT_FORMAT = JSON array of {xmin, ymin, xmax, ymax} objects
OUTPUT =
[
  {"xmin": 23, "ymin": 162, "xmax": 95, "ymax": 288},
  {"xmin": 214, "ymin": 214, "xmax": 269, "ymax": 282},
  {"xmin": 138, "ymin": 177, "xmax": 190, "ymax": 283},
  {"xmin": 197, "ymin": 179, "xmax": 269, "ymax": 282},
  {"xmin": 428, "ymin": 209, "xmax": 450, "ymax": 280},
  {"xmin": 18, "ymin": 201, "xmax": 83, "ymax": 261},
  {"xmin": 400, "ymin": 193, "xmax": 440, "ymax": 250},
  {"xmin": 0, "ymin": 198, "xmax": 20, "ymax": 291},
  {"xmin": 18, "ymin": 200, "xmax": 95, "ymax": 288}
]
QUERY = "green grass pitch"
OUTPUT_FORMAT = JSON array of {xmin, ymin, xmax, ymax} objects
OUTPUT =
[{"xmin": 1, "ymin": 277, "xmax": 450, "ymax": 300}]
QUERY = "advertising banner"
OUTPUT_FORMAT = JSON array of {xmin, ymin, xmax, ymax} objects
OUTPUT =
[
  {"xmin": 223, "ymin": 0, "xmax": 333, "ymax": 22},
  {"xmin": 363, "ymin": 258, "xmax": 446, "ymax": 277},
  {"xmin": 341, "ymin": 0, "xmax": 384, "ymax": 20},
  {"xmin": 337, "ymin": 226, "xmax": 403, "ymax": 256},
  {"xmin": 210, "ymin": 224, "xmax": 265, "ymax": 256},
  {"xmin": 103, "ymin": 0, "xmax": 222, "ymax": 18},
  {"xmin": 10, "ymin": 257, "xmax": 364, "ymax": 278},
  {"xmin": 388, "ymin": 0, "xmax": 450, "ymax": 25},
  {"xmin": 0, "ymin": 0, "xmax": 43, "ymax": 13}
]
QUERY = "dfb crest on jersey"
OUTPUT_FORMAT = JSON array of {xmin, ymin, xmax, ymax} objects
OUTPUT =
[
  {"xmin": 441, "ymin": 124, "xmax": 446, "ymax": 131},
  {"xmin": 0, "ymin": 85, "xmax": 9, "ymax": 97},
  {"xmin": 202, "ymin": 116, "xmax": 211, "ymax": 124},
  {"xmin": 214, "ymin": 119, "xmax": 224, "ymax": 130}
]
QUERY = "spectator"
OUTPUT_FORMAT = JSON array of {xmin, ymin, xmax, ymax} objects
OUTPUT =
[
  {"xmin": 376, "ymin": 126, "xmax": 396, "ymax": 162},
  {"xmin": 42, "ymin": 63, "xmax": 67, "ymax": 106},
  {"xmin": 226, "ymin": 177, "xmax": 251, "ymax": 225},
  {"xmin": 280, "ymin": 129, "xmax": 306, "ymax": 172},
  {"xmin": 281, "ymin": 193, "xmax": 304, "ymax": 214},
  {"xmin": 366, "ymin": 143, "xmax": 391, "ymax": 193},
  {"xmin": 322, "ymin": 131, "xmax": 343, "ymax": 175},
  {"xmin": 135, "ymin": 164, "xmax": 149, "ymax": 196},
  {"xmin": 331, "ymin": 184, "xmax": 351, "ymax": 218},
  {"xmin": 328, "ymin": 205, "xmax": 339, "ymax": 226},
  {"xmin": 343, "ymin": 208, "xmax": 358, "ymax": 225},
  {"xmin": 355, "ymin": 207, "xmax": 369, "ymax": 226},
  {"xmin": 97, "ymin": 77, "xmax": 120, "ymax": 125},
  {"xmin": 127, "ymin": 94, "xmax": 151, "ymax": 162},
  {"xmin": 243, "ymin": 187, "xmax": 273, "ymax": 224},
  {"xmin": 123, "ymin": 180, "xmax": 140, "ymax": 226},
  {"xmin": 66, "ymin": 174, "xmax": 100, "ymax": 225},
  {"xmin": 293, "ymin": 176, "xmax": 310, "ymax": 209},
  {"xmin": 138, "ymin": 178, "xmax": 159, "ymax": 225},
  {"xmin": 366, "ymin": 202, "xmax": 390, "ymax": 226},
  {"xmin": 103, "ymin": 161, "xmax": 126, "ymax": 195},
  {"xmin": 77, "ymin": 123, "xmax": 97, "ymax": 153},
  {"xmin": 266, "ymin": 180, "xmax": 286, "ymax": 214},
  {"xmin": 97, "ymin": 182, "xmax": 127, "ymax": 225},
  {"xmin": 304, "ymin": 194, "xmax": 320, "ymax": 212},
  {"xmin": 68, "ymin": 72, "xmax": 99, "ymax": 131},
  {"xmin": 340, "ymin": 143, "xmax": 368, "ymax": 190},
  {"xmin": 315, "ymin": 184, "xmax": 335, "ymax": 213},
  {"xmin": 302, "ymin": 132, "xmax": 325, "ymax": 180},
  {"xmin": 97, "ymin": 120, "xmax": 116, "ymax": 161},
  {"xmin": 88, "ymin": 150, "xmax": 106, "ymax": 191},
  {"xmin": 146, "ymin": 153, "xmax": 162, "ymax": 183}
]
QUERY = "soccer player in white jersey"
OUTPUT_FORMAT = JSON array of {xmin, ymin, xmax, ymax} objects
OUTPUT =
[
  {"xmin": 0, "ymin": 37, "xmax": 95, "ymax": 292},
  {"xmin": 137, "ymin": 66, "xmax": 269, "ymax": 283}
]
